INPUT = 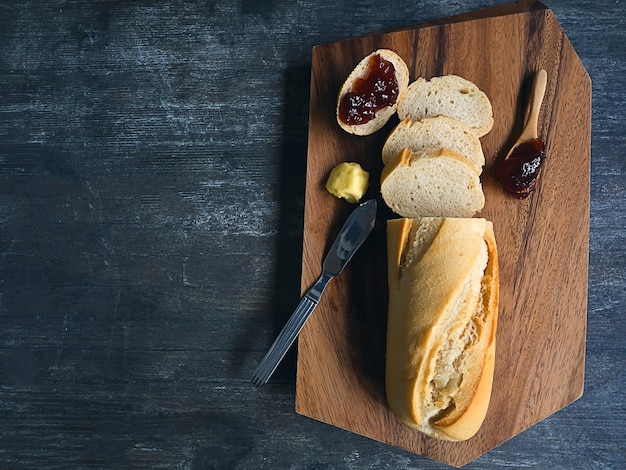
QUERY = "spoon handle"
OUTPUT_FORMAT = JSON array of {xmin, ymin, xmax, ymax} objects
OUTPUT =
[{"xmin": 520, "ymin": 69, "xmax": 547, "ymax": 142}]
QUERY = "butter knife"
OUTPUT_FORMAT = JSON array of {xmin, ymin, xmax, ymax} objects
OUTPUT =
[{"xmin": 251, "ymin": 199, "xmax": 377, "ymax": 387}]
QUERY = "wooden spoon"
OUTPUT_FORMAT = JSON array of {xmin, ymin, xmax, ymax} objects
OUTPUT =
[
  {"xmin": 496, "ymin": 69, "xmax": 548, "ymax": 199},
  {"xmin": 516, "ymin": 68, "xmax": 548, "ymax": 144}
]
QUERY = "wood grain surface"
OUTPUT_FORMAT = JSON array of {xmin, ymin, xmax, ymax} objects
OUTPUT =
[{"xmin": 295, "ymin": 1, "xmax": 591, "ymax": 466}]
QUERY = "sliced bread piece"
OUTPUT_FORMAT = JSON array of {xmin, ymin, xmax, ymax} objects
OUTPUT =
[
  {"xmin": 381, "ymin": 147, "xmax": 485, "ymax": 218},
  {"xmin": 336, "ymin": 49, "xmax": 410, "ymax": 136},
  {"xmin": 382, "ymin": 116, "xmax": 485, "ymax": 172},
  {"xmin": 397, "ymin": 75, "xmax": 494, "ymax": 137}
]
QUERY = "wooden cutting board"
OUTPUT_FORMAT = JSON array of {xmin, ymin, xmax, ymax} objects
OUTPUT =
[{"xmin": 295, "ymin": 0, "xmax": 591, "ymax": 466}]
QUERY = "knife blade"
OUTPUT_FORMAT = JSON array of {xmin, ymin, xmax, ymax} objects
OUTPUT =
[{"xmin": 251, "ymin": 199, "xmax": 378, "ymax": 387}]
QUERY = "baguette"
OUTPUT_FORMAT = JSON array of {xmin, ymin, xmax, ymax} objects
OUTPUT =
[
  {"xmin": 380, "ymin": 147, "xmax": 484, "ymax": 218},
  {"xmin": 382, "ymin": 116, "xmax": 485, "ymax": 173},
  {"xmin": 336, "ymin": 49, "xmax": 409, "ymax": 135},
  {"xmin": 385, "ymin": 217, "xmax": 499, "ymax": 441},
  {"xmin": 397, "ymin": 75, "xmax": 494, "ymax": 137}
]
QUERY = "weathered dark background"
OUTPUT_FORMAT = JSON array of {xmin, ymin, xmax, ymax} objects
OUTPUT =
[{"xmin": 0, "ymin": 0, "xmax": 623, "ymax": 468}]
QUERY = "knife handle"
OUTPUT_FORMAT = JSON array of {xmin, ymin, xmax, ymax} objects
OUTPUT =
[{"xmin": 251, "ymin": 274, "xmax": 332, "ymax": 387}]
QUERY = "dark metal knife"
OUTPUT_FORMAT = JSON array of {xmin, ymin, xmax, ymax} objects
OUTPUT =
[{"xmin": 251, "ymin": 199, "xmax": 377, "ymax": 387}]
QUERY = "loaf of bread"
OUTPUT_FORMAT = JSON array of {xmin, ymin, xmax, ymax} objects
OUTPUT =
[
  {"xmin": 336, "ymin": 49, "xmax": 409, "ymax": 135},
  {"xmin": 380, "ymin": 147, "xmax": 484, "ymax": 218},
  {"xmin": 397, "ymin": 75, "xmax": 494, "ymax": 137},
  {"xmin": 382, "ymin": 116, "xmax": 485, "ymax": 173},
  {"xmin": 385, "ymin": 217, "xmax": 499, "ymax": 441}
]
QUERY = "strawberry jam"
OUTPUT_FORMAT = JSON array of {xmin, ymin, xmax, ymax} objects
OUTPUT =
[
  {"xmin": 338, "ymin": 54, "xmax": 399, "ymax": 126},
  {"xmin": 496, "ymin": 138, "xmax": 546, "ymax": 199}
]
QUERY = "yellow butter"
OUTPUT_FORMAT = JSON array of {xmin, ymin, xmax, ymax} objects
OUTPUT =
[{"xmin": 325, "ymin": 162, "xmax": 369, "ymax": 203}]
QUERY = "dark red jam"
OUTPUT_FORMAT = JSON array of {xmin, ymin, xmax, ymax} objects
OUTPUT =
[
  {"xmin": 496, "ymin": 138, "xmax": 546, "ymax": 199},
  {"xmin": 338, "ymin": 54, "xmax": 399, "ymax": 126}
]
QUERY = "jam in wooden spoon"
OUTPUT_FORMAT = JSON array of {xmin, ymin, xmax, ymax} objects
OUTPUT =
[{"xmin": 496, "ymin": 69, "xmax": 548, "ymax": 199}]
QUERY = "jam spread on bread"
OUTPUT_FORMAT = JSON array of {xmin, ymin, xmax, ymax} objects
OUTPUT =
[
  {"xmin": 338, "ymin": 54, "xmax": 399, "ymax": 125},
  {"xmin": 496, "ymin": 138, "xmax": 546, "ymax": 199}
]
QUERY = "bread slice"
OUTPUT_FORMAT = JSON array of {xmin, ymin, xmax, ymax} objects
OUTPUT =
[
  {"xmin": 336, "ymin": 49, "xmax": 409, "ymax": 136},
  {"xmin": 380, "ymin": 147, "xmax": 485, "ymax": 218},
  {"xmin": 382, "ymin": 116, "xmax": 485, "ymax": 172},
  {"xmin": 397, "ymin": 75, "xmax": 494, "ymax": 137},
  {"xmin": 385, "ymin": 217, "xmax": 499, "ymax": 441}
]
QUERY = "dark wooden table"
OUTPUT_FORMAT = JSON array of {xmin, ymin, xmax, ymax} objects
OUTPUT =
[{"xmin": 1, "ymin": 1, "xmax": 624, "ymax": 468}]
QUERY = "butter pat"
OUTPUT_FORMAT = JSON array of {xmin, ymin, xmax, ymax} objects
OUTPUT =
[{"xmin": 325, "ymin": 162, "xmax": 369, "ymax": 203}]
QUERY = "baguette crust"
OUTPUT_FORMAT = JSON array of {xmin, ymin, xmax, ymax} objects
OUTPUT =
[
  {"xmin": 336, "ymin": 49, "xmax": 409, "ymax": 135},
  {"xmin": 385, "ymin": 217, "xmax": 499, "ymax": 441}
]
